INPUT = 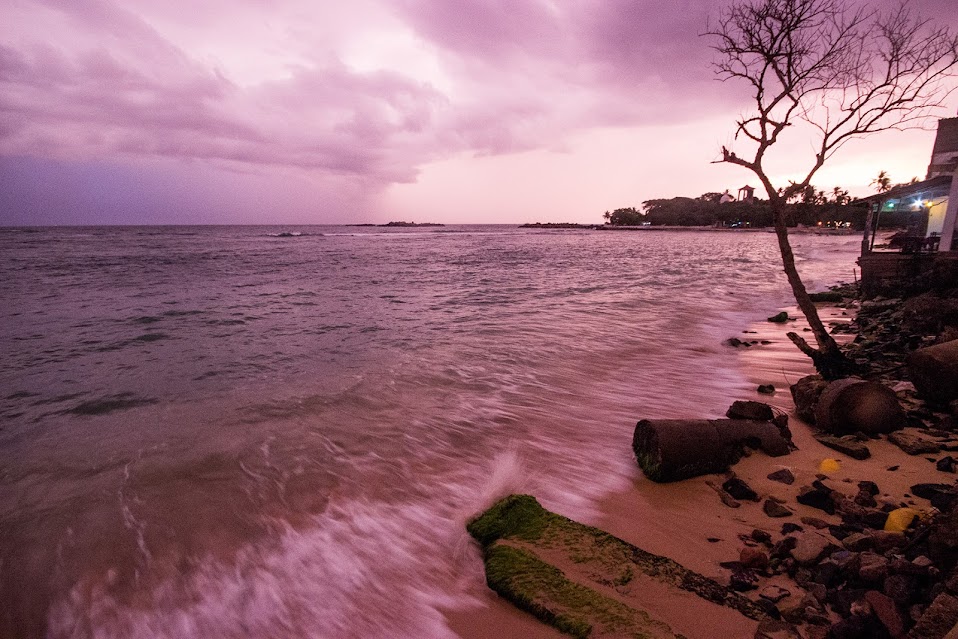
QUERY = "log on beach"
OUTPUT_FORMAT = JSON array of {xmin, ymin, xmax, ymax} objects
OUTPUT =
[
  {"xmin": 632, "ymin": 419, "xmax": 792, "ymax": 483},
  {"xmin": 813, "ymin": 378, "xmax": 906, "ymax": 435}
]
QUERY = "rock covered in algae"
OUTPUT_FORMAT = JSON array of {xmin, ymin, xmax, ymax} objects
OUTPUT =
[{"xmin": 467, "ymin": 494, "xmax": 769, "ymax": 638}]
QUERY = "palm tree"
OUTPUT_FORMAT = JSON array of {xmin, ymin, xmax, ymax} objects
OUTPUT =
[{"xmin": 870, "ymin": 170, "xmax": 892, "ymax": 193}]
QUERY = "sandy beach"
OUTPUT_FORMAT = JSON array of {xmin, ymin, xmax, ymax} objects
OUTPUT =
[{"xmin": 450, "ymin": 300, "xmax": 941, "ymax": 639}]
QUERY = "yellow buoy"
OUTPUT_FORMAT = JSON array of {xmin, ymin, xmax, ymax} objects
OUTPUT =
[
  {"xmin": 884, "ymin": 508, "xmax": 921, "ymax": 532},
  {"xmin": 818, "ymin": 458, "xmax": 841, "ymax": 473}
]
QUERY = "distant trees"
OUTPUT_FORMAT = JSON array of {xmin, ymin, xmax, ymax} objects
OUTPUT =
[
  {"xmin": 709, "ymin": 0, "xmax": 958, "ymax": 378},
  {"xmin": 602, "ymin": 207, "xmax": 645, "ymax": 225}
]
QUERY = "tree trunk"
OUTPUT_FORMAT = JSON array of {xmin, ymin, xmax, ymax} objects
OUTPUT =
[{"xmin": 770, "ymin": 205, "xmax": 857, "ymax": 379}]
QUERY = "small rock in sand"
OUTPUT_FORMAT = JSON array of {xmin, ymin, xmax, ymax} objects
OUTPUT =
[
  {"xmin": 768, "ymin": 468, "xmax": 796, "ymax": 485},
  {"xmin": 764, "ymin": 499, "xmax": 793, "ymax": 518}
]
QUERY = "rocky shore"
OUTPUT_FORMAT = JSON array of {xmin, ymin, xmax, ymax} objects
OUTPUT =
[{"xmin": 465, "ymin": 279, "xmax": 958, "ymax": 639}]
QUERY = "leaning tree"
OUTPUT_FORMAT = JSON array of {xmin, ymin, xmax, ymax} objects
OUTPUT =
[{"xmin": 708, "ymin": 0, "xmax": 958, "ymax": 378}]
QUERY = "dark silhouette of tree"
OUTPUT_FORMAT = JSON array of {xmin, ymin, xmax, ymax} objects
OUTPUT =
[
  {"xmin": 708, "ymin": 0, "xmax": 958, "ymax": 378},
  {"xmin": 870, "ymin": 170, "xmax": 892, "ymax": 193}
]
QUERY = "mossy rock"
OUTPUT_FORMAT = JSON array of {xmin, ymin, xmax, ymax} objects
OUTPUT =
[{"xmin": 468, "ymin": 495, "xmax": 767, "ymax": 638}]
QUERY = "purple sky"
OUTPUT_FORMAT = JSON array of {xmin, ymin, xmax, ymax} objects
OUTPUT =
[{"xmin": 2, "ymin": 0, "xmax": 956, "ymax": 225}]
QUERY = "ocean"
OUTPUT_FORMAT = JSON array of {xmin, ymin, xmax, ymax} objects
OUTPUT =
[{"xmin": 0, "ymin": 225, "xmax": 862, "ymax": 638}]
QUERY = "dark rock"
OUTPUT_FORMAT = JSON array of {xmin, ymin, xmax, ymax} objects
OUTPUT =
[
  {"xmin": 863, "ymin": 590, "xmax": 906, "ymax": 638},
  {"xmin": 751, "ymin": 529, "xmax": 773, "ymax": 544},
  {"xmin": 907, "ymin": 592, "xmax": 958, "ymax": 639},
  {"xmin": 792, "ymin": 375, "xmax": 828, "ymax": 424},
  {"xmin": 889, "ymin": 430, "xmax": 943, "ymax": 455},
  {"xmin": 723, "ymin": 476, "xmax": 760, "ymax": 501},
  {"xmin": 755, "ymin": 618, "xmax": 798, "ymax": 638},
  {"xmin": 859, "ymin": 481, "xmax": 880, "ymax": 496},
  {"xmin": 854, "ymin": 489, "xmax": 878, "ymax": 508},
  {"xmin": 907, "ymin": 339, "xmax": 958, "ymax": 405},
  {"xmin": 771, "ymin": 537, "xmax": 799, "ymax": 560},
  {"xmin": 740, "ymin": 546, "xmax": 770, "ymax": 570},
  {"xmin": 829, "ymin": 588, "xmax": 869, "ymax": 617},
  {"xmin": 798, "ymin": 484, "xmax": 837, "ymax": 515},
  {"xmin": 825, "ymin": 614, "xmax": 891, "ymax": 639},
  {"xmin": 727, "ymin": 400, "xmax": 775, "ymax": 421},
  {"xmin": 883, "ymin": 574, "xmax": 916, "ymax": 605},
  {"xmin": 858, "ymin": 552, "xmax": 890, "ymax": 582},
  {"xmin": 863, "ymin": 511, "xmax": 891, "ymax": 530},
  {"xmin": 729, "ymin": 566, "xmax": 759, "ymax": 591},
  {"xmin": 888, "ymin": 465, "xmax": 900, "ymax": 471},
  {"xmin": 782, "ymin": 523, "xmax": 803, "ymax": 534},
  {"xmin": 764, "ymin": 499, "xmax": 794, "ymax": 518},
  {"xmin": 754, "ymin": 599, "xmax": 783, "ymax": 622},
  {"xmin": 758, "ymin": 384, "xmax": 776, "ymax": 395},
  {"xmin": 768, "ymin": 311, "xmax": 789, "ymax": 323},
  {"xmin": 725, "ymin": 337, "xmax": 745, "ymax": 347},
  {"xmin": 935, "ymin": 455, "xmax": 956, "ymax": 473},
  {"xmin": 813, "ymin": 561, "xmax": 842, "ymax": 587},
  {"xmin": 707, "ymin": 537, "xmax": 721, "ymax": 543},
  {"xmin": 911, "ymin": 483, "xmax": 958, "ymax": 500},
  {"xmin": 815, "ymin": 378, "xmax": 907, "ymax": 436},
  {"xmin": 815, "ymin": 433, "xmax": 872, "ymax": 460},
  {"xmin": 769, "ymin": 468, "xmax": 796, "ymax": 485},
  {"xmin": 802, "ymin": 517, "xmax": 832, "ymax": 529}
]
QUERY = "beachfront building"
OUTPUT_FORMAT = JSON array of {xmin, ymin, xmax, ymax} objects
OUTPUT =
[
  {"xmin": 737, "ymin": 185, "xmax": 756, "ymax": 204},
  {"xmin": 857, "ymin": 117, "xmax": 958, "ymax": 295}
]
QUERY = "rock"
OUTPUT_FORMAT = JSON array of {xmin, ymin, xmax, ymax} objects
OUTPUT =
[
  {"xmin": 908, "ymin": 339, "xmax": 958, "ymax": 405},
  {"xmin": 633, "ymin": 419, "xmax": 792, "ymax": 482},
  {"xmin": 759, "ymin": 384, "xmax": 776, "ymax": 395},
  {"xmin": 858, "ymin": 553, "xmax": 890, "ymax": 582},
  {"xmin": 889, "ymin": 431, "xmax": 943, "ymax": 455},
  {"xmin": 741, "ymin": 547, "xmax": 770, "ymax": 570},
  {"xmin": 765, "ymin": 499, "xmax": 793, "ymax": 518},
  {"xmin": 907, "ymin": 592, "xmax": 958, "ymax": 639},
  {"xmin": 802, "ymin": 517, "xmax": 831, "ymax": 529},
  {"xmin": 752, "ymin": 529, "xmax": 773, "ymax": 544},
  {"xmin": 826, "ymin": 614, "xmax": 889, "ymax": 639},
  {"xmin": 883, "ymin": 574, "xmax": 916, "ymax": 605},
  {"xmin": 863, "ymin": 590, "xmax": 906, "ymax": 638},
  {"xmin": 911, "ymin": 483, "xmax": 958, "ymax": 502},
  {"xmin": 855, "ymin": 489, "xmax": 879, "ymax": 508},
  {"xmin": 729, "ymin": 567, "xmax": 759, "ymax": 591},
  {"xmin": 815, "ymin": 378, "xmax": 907, "ymax": 435},
  {"xmin": 728, "ymin": 400, "xmax": 776, "ymax": 421},
  {"xmin": 769, "ymin": 469, "xmax": 796, "ymax": 485},
  {"xmin": 798, "ymin": 484, "xmax": 836, "ymax": 514},
  {"xmin": 815, "ymin": 433, "xmax": 872, "ymax": 460},
  {"xmin": 782, "ymin": 523, "xmax": 803, "ymax": 534},
  {"xmin": 938, "ymin": 457, "xmax": 958, "ymax": 473},
  {"xmin": 724, "ymin": 477, "xmax": 760, "ymax": 501},
  {"xmin": 725, "ymin": 337, "xmax": 746, "ymax": 347},
  {"xmin": 792, "ymin": 532, "xmax": 833, "ymax": 565},
  {"xmin": 792, "ymin": 375, "xmax": 828, "ymax": 424},
  {"xmin": 754, "ymin": 619, "xmax": 802, "ymax": 638},
  {"xmin": 768, "ymin": 311, "xmax": 789, "ymax": 323}
]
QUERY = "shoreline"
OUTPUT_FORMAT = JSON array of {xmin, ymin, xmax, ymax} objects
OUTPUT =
[{"xmin": 448, "ymin": 296, "xmax": 943, "ymax": 638}]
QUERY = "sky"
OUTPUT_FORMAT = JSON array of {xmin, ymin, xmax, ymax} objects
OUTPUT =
[{"xmin": 1, "ymin": 0, "xmax": 956, "ymax": 225}]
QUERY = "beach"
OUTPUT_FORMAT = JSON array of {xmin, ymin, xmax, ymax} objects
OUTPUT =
[{"xmin": 450, "ymin": 297, "xmax": 950, "ymax": 639}]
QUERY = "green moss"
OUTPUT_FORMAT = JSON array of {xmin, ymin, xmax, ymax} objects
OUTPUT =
[
  {"xmin": 467, "ymin": 494, "xmax": 551, "ymax": 546},
  {"xmin": 469, "ymin": 495, "xmax": 769, "ymax": 623},
  {"xmin": 484, "ymin": 545, "xmax": 672, "ymax": 639}
]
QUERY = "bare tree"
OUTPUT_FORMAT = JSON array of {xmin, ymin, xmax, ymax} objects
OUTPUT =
[{"xmin": 708, "ymin": 0, "xmax": 958, "ymax": 379}]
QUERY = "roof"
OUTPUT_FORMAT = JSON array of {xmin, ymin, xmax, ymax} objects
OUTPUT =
[{"xmin": 853, "ymin": 174, "xmax": 953, "ymax": 205}]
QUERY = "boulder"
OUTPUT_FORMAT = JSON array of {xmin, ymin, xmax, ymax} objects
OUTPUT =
[
  {"xmin": 814, "ymin": 378, "xmax": 906, "ymax": 435},
  {"xmin": 768, "ymin": 311, "xmax": 789, "ymax": 323},
  {"xmin": 791, "ymin": 375, "xmax": 828, "ymax": 424},
  {"xmin": 724, "ymin": 477, "xmax": 760, "ymax": 502},
  {"xmin": 633, "ymin": 419, "xmax": 791, "ymax": 482},
  {"xmin": 764, "ymin": 499, "xmax": 793, "ymax": 518},
  {"xmin": 791, "ymin": 532, "xmax": 833, "ymax": 565},
  {"xmin": 908, "ymin": 339, "xmax": 958, "ymax": 405}
]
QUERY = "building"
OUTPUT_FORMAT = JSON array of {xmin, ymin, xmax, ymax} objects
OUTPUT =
[{"xmin": 857, "ymin": 117, "xmax": 958, "ymax": 295}]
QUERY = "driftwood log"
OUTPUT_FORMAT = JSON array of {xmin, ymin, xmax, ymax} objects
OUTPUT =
[
  {"xmin": 813, "ymin": 378, "xmax": 905, "ymax": 435},
  {"xmin": 633, "ymin": 419, "xmax": 792, "ymax": 483}
]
